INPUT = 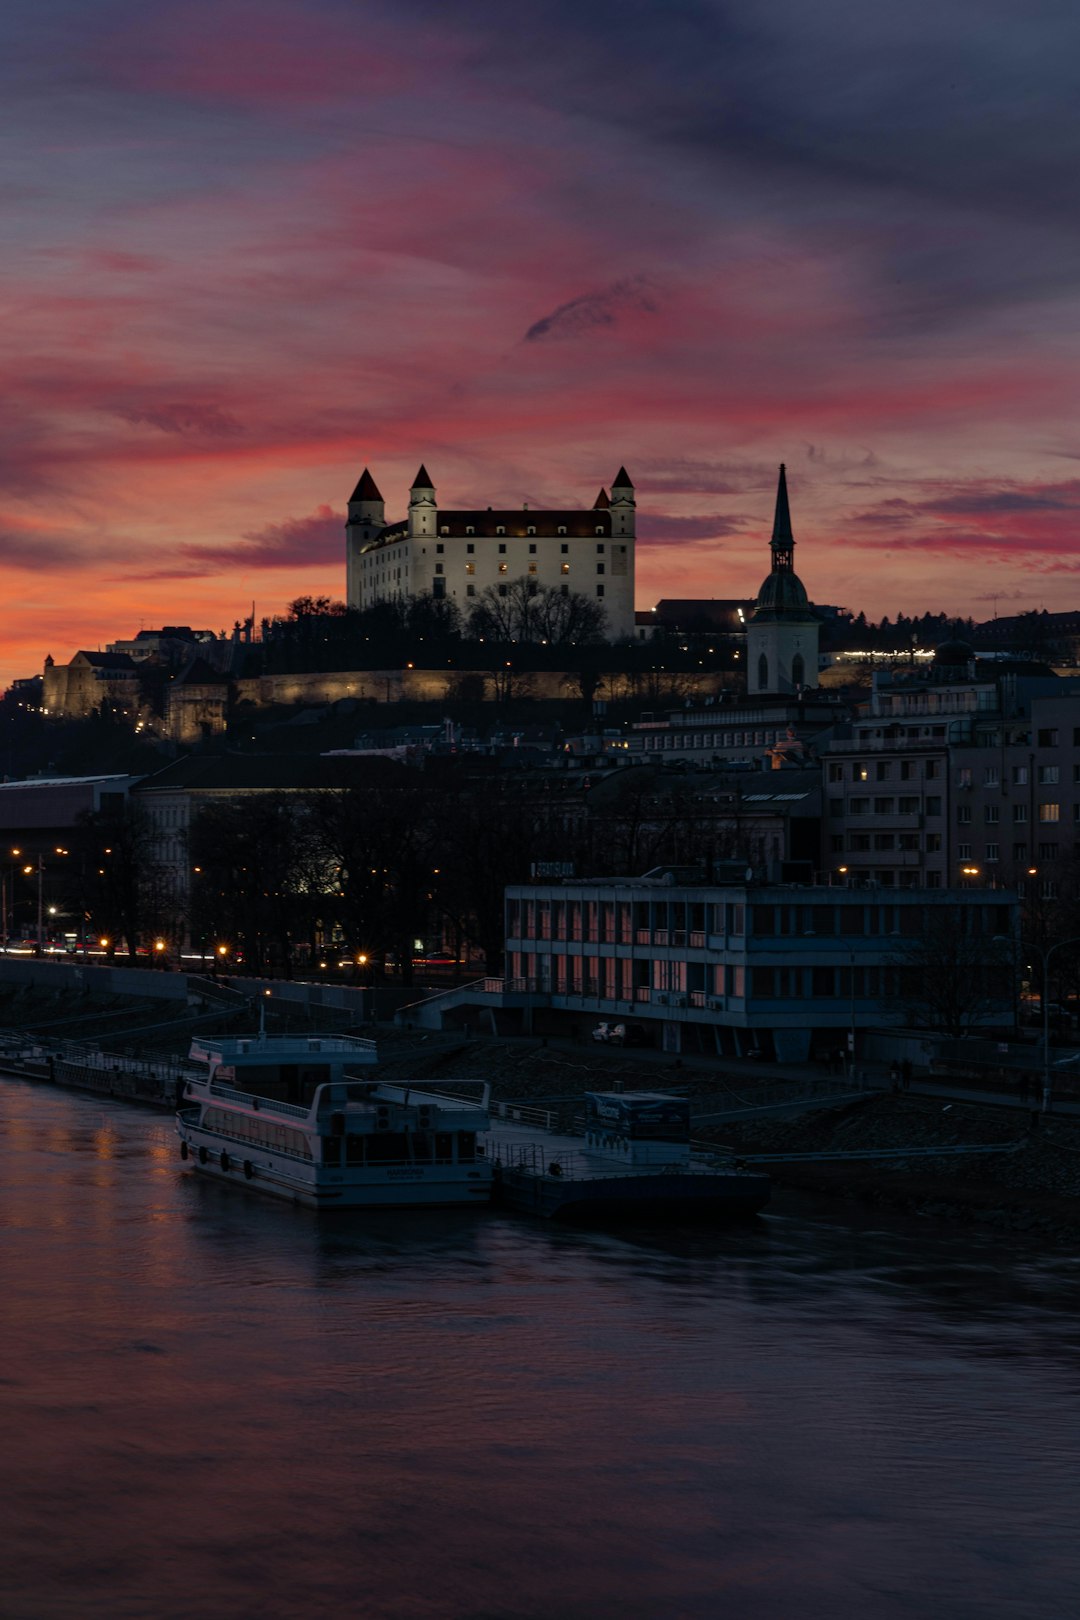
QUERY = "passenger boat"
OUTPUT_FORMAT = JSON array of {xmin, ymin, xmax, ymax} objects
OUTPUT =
[{"xmin": 176, "ymin": 1027, "xmax": 493, "ymax": 1209}]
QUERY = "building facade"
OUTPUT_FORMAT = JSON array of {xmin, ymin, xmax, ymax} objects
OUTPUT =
[
  {"xmin": 345, "ymin": 465, "xmax": 636, "ymax": 641},
  {"xmin": 823, "ymin": 655, "xmax": 1080, "ymax": 892},
  {"xmin": 500, "ymin": 873, "xmax": 1014, "ymax": 1060}
]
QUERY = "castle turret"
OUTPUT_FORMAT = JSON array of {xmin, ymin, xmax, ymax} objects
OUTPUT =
[
  {"xmin": 408, "ymin": 464, "xmax": 437, "ymax": 540},
  {"xmin": 345, "ymin": 466, "xmax": 386, "ymax": 608},
  {"xmin": 609, "ymin": 467, "xmax": 635, "ymax": 538},
  {"xmin": 348, "ymin": 466, "xmax": 385, "ymax": 528}
]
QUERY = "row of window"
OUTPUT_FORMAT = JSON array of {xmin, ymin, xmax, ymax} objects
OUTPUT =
[
  {"xmin": 832, "ymin": 759, "xmax": 1080, "ymax": 787},
  {"xmin": 434, "ymin": 561, "xmax": 607, "ymax": 575},
  {"xmin": 830, "ymin": 759, "xmax": 942, "ymax": 783},
  {"xmin": 201, "ymin": 1107, "xmax": 313, "ymax": 1160},
  {"xmin": 437, "ymin": 523, "xmax": 611, "ymax": 538},
  {"xmin": 509, "ymin": 899, "xmax": 1007, "ymax": 941},
  {"xmin": 434, "ymin": 540, "xmax": 613, "ymax": 554}
]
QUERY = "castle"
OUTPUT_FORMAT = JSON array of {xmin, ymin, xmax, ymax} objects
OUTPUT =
[{"xmin": 344, "ymin": 465, "xmax": 637, "ymax": 641}]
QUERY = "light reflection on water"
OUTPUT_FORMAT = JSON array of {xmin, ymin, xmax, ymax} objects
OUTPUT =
[{"xmin": 2, "ymin": 1077, "xmax": 1080, "ymax": 1620}]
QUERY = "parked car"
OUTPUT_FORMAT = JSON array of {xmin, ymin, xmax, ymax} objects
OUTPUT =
[{"xmin": 591, "ymin": 1021, "xmax": 650, "ymax": 1048}]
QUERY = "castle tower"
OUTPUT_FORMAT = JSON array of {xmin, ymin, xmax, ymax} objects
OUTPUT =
[
  {"xmin": 344, "ymin": 467, "xmax": 386, "ymax": 608},
  {"xmin": 609, "ymin": 467, "xmax": 635, "ymax": 538},
  {"xmin": 407, "ymin": 464, "xmax": 437, "ymax": 540},
  {"xmin": 746, "ymin": 464, "xmax": 819, "ymax": 695}
]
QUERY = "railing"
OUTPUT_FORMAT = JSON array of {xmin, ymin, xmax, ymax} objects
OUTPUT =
[
  {"xmin": 489, "ymin": 1100, "xmax": 558, "ymax": 1130},
  {"xmin": 208, "ymin": 1080, "xmax": 310, "ymax": 1119}
]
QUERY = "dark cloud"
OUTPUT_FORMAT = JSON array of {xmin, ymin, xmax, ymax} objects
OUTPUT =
[
  {"xmin": 637, "ymin": 513, "xmax": 746, "ymax": 544},
  {"xmin": 524, "ymin": 277, "xmax": 659, "ymax": 343},
  {"xmin": 116, "ymin": 401, "xmax": 243, "ymax": 437},
  {"xmin": 0, "ymin": 531, "xmax": 86, "ymax": 569},
  {"xmin": 928, "ymin": 488, "xmax": 1080, "ymax": 515},
  {"xmin": 169, "ymin": 505, "xmax": 343, "ymax": 574}
]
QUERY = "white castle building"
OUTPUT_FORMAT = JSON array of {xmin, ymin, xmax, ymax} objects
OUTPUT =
[{"xmin": 345, "ymin": 465, "xmax": 636, "ymax": 641}]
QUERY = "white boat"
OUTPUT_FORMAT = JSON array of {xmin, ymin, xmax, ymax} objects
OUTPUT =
[{"xmin": 176, "ymin": 1028, "xmax": 493, "ymax": 1210}]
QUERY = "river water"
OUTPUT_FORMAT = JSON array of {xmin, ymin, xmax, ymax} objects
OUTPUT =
[{"xmin": 2, "ymin": 1078, "xmax": 1079, "ymax": 1620}]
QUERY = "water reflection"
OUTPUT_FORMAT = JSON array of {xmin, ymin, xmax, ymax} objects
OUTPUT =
[{"xmin": 2, "ymin": 1077, "xmax": 1080, "ymax": 1620}]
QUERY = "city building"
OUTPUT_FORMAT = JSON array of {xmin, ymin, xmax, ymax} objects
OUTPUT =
[
  {"xmin": 42, "ymin": 651, "xmax": 140, "ymax": 720},
  {"xmin": 823, "ymin": 648, "xmax": 1080, "ymax": 891},
  {"xmin": 409, "ymin": 871, "xmax": 1014, "ymax": 1059},
  {"xmin": 345, "ymin": 465, "xmax": 636, "ymax": 640}
]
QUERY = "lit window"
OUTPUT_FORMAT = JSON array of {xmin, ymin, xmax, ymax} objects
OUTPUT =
[
  {"xmin": 1039, "ymin": 803, "xmax": 1060, "ymax": 822},
  {"xmin": 499, "ymin": 562, "xmax": 508, "ymax": 574},
  {"xmin": 561, "ymin": 563, "xmax": 569, "ymax": 575},
  {"xmin": 466, "ymin": 563, "xmax": 475, "ymax": 575}
]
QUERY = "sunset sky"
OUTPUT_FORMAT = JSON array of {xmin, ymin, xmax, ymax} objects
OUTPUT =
[{"xmin": 4, "ymin": 0, "xmax": 1080, "ymax": 687}]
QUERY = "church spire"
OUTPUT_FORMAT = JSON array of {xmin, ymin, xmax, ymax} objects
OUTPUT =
[{"xmin": 770, "ymin": 463, "xmax": 794, "ymax": 572}]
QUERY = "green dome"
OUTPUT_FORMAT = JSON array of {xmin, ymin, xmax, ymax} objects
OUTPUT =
[{"xmin": 752, "ymin": 568, "xmax": 812, "ymax": 619}]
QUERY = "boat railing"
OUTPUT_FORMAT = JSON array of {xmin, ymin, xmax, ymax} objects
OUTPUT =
[
  {"xmin": 489, "ymin": 1100, "xmax": 558, "ymax": 1130},
  {"xmin": 208, "ymin": 1080, "xmax": 310, "ymax": 1119}
]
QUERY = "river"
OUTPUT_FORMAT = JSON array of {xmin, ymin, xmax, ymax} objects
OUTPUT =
[{"xmin": 1, "ymin": 1077, "xmax": 1079, "ymax": 1620}]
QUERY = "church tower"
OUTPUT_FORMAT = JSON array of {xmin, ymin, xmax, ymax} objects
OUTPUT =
[
  {"xmin": 746, "ymin": 464, "xmax": 819, "ymax": 695},
  {"xmin": 345, "ymin": 467, "xmax": 385, "ymax": 608}
]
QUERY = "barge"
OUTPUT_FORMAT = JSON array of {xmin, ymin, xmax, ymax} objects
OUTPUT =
[{"xmin": 486, "ymin": 1090, "xmax": 771, "ymax": 1221}]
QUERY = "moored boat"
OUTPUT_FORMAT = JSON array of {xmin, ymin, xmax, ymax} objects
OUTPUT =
[{"xmin": 176, "ymin": 1028, "xmax": 493, "ymax": 1209}]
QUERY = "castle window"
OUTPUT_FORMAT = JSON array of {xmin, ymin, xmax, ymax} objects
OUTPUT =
[
  {"xmin": 561, "ymin": 543, "xmax": 568, "ymax": 554},
  {"xmin": 561, "ymin": 563, "xmax": 569, "ymax": 575},
  {"xmin": 497, "ymin": 527, "xmax": 505, "ymax": 537},
  {"xmin": 758, "ymin": 653, "xmax": 769, "ymax": 691},
  {"xmin": 498, "ymin": 583, "xmax": 508, "ymax": 597},
  {"xmin": 596, "ymin": 543, "xmax": 605, "ymax": 554},
  {"xmin": 466, "ymin": 527, "xmax": 474, "ymax": 537},
  {"xmin": 434, "ymin": 563, "xmax": 443, "ymax": 575},
  {"xmin": 596, "ymin": 584, "xmax": 605, "ymax": 598},
  {"xmin": 558, "ymin": 526, "xmax": 567, "ymax": 536},
  {"xmin": 792, "ymin": 654, "xmax": 805, "ymax": 686},
  {"xmin": 436, "ymin": 543, "xmax": 444, "ymax": 553},
  {"xmin": 498, "ymin": 542, "xmax": 506, "ymax": 553},
  {"xmin": 560, "ymin": 584, "xmax": 568, "ymax": 595},
  {"xmin": 499, "ymin": 562, "xmax": 508, "ymax": 574},
  {"xmin": 467, "ymin": 543, "xmax": 474, "ymax": 554},
  {"xmin": 440, "ymin": 527, "xmax": 449, "ymax": 537},
  {"xmin": 466, "ymin": 563, "xmax": 475, "ymax": 575},
  {"xmin": 595, "ymin": 527, "xmax": 604, "ymax": 535},
  {"xmin": 527, "ymin": 527, "xmax": 536, "ymax": 537},
  {"xmin": 529, "ymin": 543, "xmax": 536, "ymax": 553},
  {"xmin": 596, "ymin": 563, "xmax": 605, "ymax": 575},
  {"xmin": 467, "ymin": 583, "xmax": 475, "ymax": 597},
  {"xmin": 528, "ymin": 562, "xmax": 537, "ymax": 575}
]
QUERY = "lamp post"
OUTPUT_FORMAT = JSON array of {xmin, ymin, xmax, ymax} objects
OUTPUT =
[{"xmin": 1033, "ymin": 934, "xmax": 1080, "ymax": 1114}]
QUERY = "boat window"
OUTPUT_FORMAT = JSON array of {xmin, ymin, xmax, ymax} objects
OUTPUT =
[
  {"xmin": 434, "ymin": 1132, "xmax": 454, "ymax": 1164},
  {"xmin": 345, "ymin": 1134, "xmax": 365, "ymax": 1166},
  {"xmin": 322, "ymin": 1138, "xmax": 340, "ymax": 1167},
  {"xmin": 458, "ymin": 1133, "xmax": 476, "ymax": 1163},
  {"xmin": 367, "ymin": 1133, "xmax": 408, "ymax": 1163}
]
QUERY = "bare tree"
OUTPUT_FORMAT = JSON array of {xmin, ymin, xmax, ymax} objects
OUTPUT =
[
  {"xmin": 467, "ymin": 579, "xmax": 607, "ymax": 645},
  {"xmin": 891, "ymin": 910, "xmax": 1011, "ymax": 1037}
]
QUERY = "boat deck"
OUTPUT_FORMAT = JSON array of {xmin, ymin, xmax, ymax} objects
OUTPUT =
[{"xmin": 483, "ymin": 1121, "xmax": 730, "ymax": 1181}]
